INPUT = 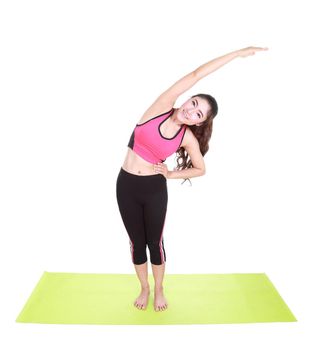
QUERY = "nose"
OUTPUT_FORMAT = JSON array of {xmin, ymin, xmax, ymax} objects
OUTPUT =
[{"xmin": 187, "ymin": 108, "xmax": 197, "ymax": 119}]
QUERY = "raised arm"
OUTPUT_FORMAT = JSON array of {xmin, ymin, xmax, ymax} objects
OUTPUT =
[{"xmin": 153, "ymin": 46, "xmax": 268, "ymax": 106}]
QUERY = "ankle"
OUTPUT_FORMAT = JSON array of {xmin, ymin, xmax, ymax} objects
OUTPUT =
[
  {"xmin": 141, "ymin": 284, "xmax": 150, "ymax": 290},
  {"xmin": 154, "ymin": 285, "xmax": 163, "ymax": 292}
]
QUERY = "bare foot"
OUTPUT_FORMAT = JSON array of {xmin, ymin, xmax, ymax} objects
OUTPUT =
[
  {"xmin": 154, "ymin": 287, "xmax": 168, "ymax": 311},
  {"xmin": 134, "ymin": 286, "xmax": 150, "ymax": 310}
]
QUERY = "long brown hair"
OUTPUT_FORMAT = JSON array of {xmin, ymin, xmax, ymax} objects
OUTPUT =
[{"xmin": 174, "ymin": 93, "xmax": 218, "ymax": 185}]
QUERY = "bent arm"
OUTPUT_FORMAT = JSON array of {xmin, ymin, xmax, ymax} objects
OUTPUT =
[
  {"xmin": 167, "ymin": 167, "xmax": 204, "ymax": 180},
  {"xmin": 167, "ymin": 130, "xmax": 206, "ymax": 180}
]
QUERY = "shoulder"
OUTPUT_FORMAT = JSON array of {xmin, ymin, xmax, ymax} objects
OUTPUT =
[
  {"xmin": 180, "ymin": 127, "xmax": 197, "ymax": 149},
  {"xmin": 137, "ymin": 104, "xmax": 174, "ymax": 125}
]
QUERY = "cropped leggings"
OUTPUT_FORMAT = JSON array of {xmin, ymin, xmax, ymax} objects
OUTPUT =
[{"xmin": 116, "ymin": 167, "xmax": 168, "ymax": 265}]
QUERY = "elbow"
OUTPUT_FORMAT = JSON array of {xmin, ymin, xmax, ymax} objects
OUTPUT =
[
  {"xmin": 193, "ymin": 68, "xmax": 201, "ymax": 80},
  {"xmin": 198, "ymin": 168, "xmax": 206, "ymax": 176}
]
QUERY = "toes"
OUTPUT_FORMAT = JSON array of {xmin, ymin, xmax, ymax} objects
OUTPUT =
[
  {"xmin": 159, "ymin": 304, "xmax": 167, "ymax": 311},
  {"xmin": 134, "ymin": 299, "xmax": 149, "ymax": 310},
  {"xmin": 134, "ymin": 301, "xmax": 147, "ymax": 310},
  {"xmin": 155, "ymin": 305, "xmax": 167, "ymax": 311},
  {"xmin": 154, "ymin": 301, "xmax": 168, "ymax": 311}
]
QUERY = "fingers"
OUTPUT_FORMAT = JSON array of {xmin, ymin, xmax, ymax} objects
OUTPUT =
[
  {"xmin": 154, "ymin": 162, "xmax": 163, "ymax": 173},
  {"xmin": 153, "ymin": 163, "xmax": 168, "ymax": 178},
  {"xmin": 251, "ymin": 46, "xmax": 269, "ymax": 52},
  {"xmin": 251, "ymin": 46, "xmax": 268, "ymax": 49},
  {"xmin": 153, "ymin": 164, "xmax": 159, "ymax": 174},
  {"xmin": 256, "ymin": 47, "xmax": 268, "ymax": 52},
  {"xmin": 239, "ymin": 46, "xmax": 269, "ymax": 58}
]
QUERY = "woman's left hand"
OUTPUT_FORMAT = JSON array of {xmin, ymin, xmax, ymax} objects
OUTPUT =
[
  {"xmin": 237, "ymin": 46, "xmax": 268, "ymax": 58},
  {"xmin": 154, "ymin": 162, "xmax": 168, "ymax": 178}
]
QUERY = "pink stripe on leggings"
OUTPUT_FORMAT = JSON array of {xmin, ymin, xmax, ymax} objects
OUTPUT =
[
  {"xmin": 159, "ymin": 212, "xmax": 167, "ymax": 263},
  {"xmin": 129, "ymin": 239, "xmax": 134, "ymax": 263}
]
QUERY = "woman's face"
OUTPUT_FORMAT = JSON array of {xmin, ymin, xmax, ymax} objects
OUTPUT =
[{"xmin": 178, "ymin": 96, "xmax": 210, "ymax": 126}]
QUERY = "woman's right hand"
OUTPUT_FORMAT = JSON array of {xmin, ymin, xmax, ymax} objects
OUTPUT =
[{"xmin": 237, "ymin": 46, "xmax": 269, "ymax": 58}]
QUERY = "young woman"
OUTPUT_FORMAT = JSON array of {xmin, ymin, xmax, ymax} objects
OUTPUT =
[{"xmin": 116, "ymin": 46, "xmax": 268, "ymax": 312}]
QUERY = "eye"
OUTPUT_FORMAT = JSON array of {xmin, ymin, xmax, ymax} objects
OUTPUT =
[{"xmin": 192, "ymin": 100, "xmax": 201, "ymax": 118}]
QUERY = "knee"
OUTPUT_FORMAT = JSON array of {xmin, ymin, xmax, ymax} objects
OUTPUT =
[
  {"xmin": 133, "ymin": 257, "xmax": 148, "ymax": 265},
  {"xmin": 147, "ymin": 241, "xmax": 166, "ymax": 265},
  {"xmin": 130, "ymin": 242, "xmax": 147, "ymax": 265}
]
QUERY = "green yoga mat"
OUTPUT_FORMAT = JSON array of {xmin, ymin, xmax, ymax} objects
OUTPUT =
[{"xmin": 16, "ymin": 271, "xmax": 297, "ymax": 325}]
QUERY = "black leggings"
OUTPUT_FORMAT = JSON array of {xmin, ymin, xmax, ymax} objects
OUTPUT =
[{"xmin": 116, "ymin": 167, "xmax": 168, "ymax": 265}]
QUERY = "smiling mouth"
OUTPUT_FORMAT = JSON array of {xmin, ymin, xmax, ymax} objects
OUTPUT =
[{"xmin": 183, "ymin": 110, "xmax": 189, "ymax": 119}]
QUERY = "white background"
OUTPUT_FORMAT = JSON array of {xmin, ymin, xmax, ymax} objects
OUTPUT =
[{"xmin": 1, "ymin": 0, "xmax": 313, "ymax": 348}]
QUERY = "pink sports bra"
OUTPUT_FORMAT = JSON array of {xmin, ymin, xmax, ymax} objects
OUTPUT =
[{"xmin": 127, "ymin": 108, "xmax": 187, "ymax": 164}]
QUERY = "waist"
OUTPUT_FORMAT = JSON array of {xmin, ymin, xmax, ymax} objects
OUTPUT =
[{"xmin": 122, "ymin": 147, "xmax": 158, "ymax": 176}]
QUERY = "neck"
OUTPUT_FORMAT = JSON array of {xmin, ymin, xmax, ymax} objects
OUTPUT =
[{"xmin": 170, "ymin": 108, "xmax": 184, "ymax": 126}]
